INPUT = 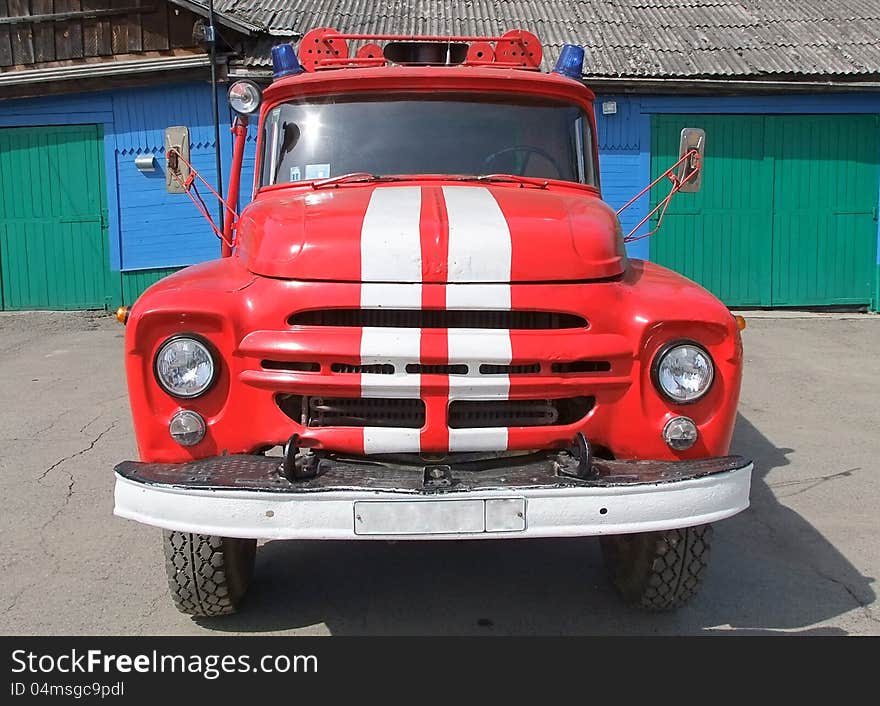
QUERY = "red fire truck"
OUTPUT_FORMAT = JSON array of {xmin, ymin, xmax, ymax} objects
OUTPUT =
[{"xmin": 113, "ymin": 30, "xmax": 752, "ymax": 616}]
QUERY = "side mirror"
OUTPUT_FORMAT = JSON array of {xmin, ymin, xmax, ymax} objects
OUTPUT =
[
  {"xmin": 676, "ymin": 128, "xmax": 705, "ymax": 193},
  {"xmin": 165, "ymin": 126, "xmax": 191, "ymax": 194}
]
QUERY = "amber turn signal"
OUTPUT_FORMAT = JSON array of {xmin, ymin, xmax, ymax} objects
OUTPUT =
[
  {"xmin": 735, "ymin": 315, "xmax": 747, "ymax": 331},
  {"xmin": 115, "ymin": 306, "xmax": 129, "ymax": 325}
]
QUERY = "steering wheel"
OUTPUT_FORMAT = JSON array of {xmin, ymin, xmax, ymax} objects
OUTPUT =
[{"xmin": 482, "ymin": 145, "xmax": 564, "ymax": 178}]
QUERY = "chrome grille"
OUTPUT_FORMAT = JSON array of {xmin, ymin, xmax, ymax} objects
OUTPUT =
[
  {"xmin": 277, "ymin": 395, "xmax": 425, "ymax": 428},
  {"xmin": 448, "ymin": 397, "xmax": 595, "ymax": 428}
]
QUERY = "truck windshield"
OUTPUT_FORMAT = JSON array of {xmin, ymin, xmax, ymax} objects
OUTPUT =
[{"xmin": 260, "ymin": 93, "xmax": 595, "ymax": 187}]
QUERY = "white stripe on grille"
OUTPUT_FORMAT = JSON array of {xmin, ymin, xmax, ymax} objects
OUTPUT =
[
  {"xmin": 359, "ymin": 188, "xmax": 423, "ymax": 448},
  {"xmin": 361, "ymin": 283, "xmax": 422, "ymax": 309},
  {"xmin": 441, "ymin": 186, "xmax": 512, "ymax": 452},
  {"xmin": 364, "ymin": 428, "xmax": 422, "ymax": 454},
  {"xmin": 445, "ymin": 283, "xmax": 511, "ymax": 310},
  {"xmin": 448, "ymin": 428, "xmax": 509, "ymax": 453},
  {"xmin": 447, "ymin": 328, "xmax": 512, "ymax": 401},
  {"xmin": 360, "ymin": 327, "xmax": 421, "ymax": 398}
]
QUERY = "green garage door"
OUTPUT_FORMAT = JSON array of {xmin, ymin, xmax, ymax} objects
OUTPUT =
[
  {"xmin": 651, "ymin": 115, "xmax": 879, "ymax": 307},
  {"xmin": 0, "ymin": 125, "xmax": 117, "ymax": 310}
]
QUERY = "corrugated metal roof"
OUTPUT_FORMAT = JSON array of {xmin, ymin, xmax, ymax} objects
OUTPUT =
[{"xmin": 202, "ymin": 0, "xmax": 880, "ymax": 78}]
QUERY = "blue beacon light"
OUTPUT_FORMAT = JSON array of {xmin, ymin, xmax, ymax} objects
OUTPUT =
[
  {"xmin": 272, "ymin": 43, "xmax": 305, "ymax": 80},
  {"xmin": 553, "ymin": 44, "xmax": 585, "ymax": 80}
]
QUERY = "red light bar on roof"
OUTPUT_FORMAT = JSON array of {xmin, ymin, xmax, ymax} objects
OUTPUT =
[{"xmin": 297, "ymin": 28, "xmax": 543, "ymax": 71}]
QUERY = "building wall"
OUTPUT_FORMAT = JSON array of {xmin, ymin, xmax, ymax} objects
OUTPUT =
[
  {"xmin": 0, "ymin": 80, "xmax": 256, "ymax": 304},
  {"xmin": 593, "ymin": 92, "xmax": 880, "ymax": 308},
  {"xmin": 3, "ymin": 85, "xmax": 880, "ymax": 307}
]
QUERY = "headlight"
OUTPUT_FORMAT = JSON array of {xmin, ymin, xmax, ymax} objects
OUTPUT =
[
  {"xmin": 663, "ymin": 416, "xmax": 698, "ymax": 451},
  {"xmin": 227, "ymin": 80, "xmax": 262, "ymax": 115},
  {"xmin": 169, "ymin": 410, "xmax": 206, "ymax": 447},
  {"xmin": 653, "ymin": 342, "xmax": 714, "ymax": 403},
  {"xmin": 154, "ymin": 336, "xmax": 216, "ymax": 399}
]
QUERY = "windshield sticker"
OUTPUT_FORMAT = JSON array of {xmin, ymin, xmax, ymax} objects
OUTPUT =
[
  {"xmin": 290, "ymin": 166, "xmax": 301, "ymax": 181},
  {"xmin": 305, "ymin": 163, "xmax": 331, "ymax": 179}
]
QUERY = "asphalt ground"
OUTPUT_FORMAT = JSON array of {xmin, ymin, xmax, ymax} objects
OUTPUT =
[{"xmin": 0, "ymin": 311, "xmax": 877, "ymax": 635}]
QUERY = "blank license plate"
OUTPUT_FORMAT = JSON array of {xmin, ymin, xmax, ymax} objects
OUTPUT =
[{"xmin": 354, "ymin": 498, "xmax": 526, "ymax": 536}]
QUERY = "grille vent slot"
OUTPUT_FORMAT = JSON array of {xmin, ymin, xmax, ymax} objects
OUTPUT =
[
  {"xmin": 277, "ymin": 395, "xmax": 425, "ymax": 428},
  {"xmin": 448, "ymin": 397, "xmax": 594, "ymax": 429},
  {"xmin": 479, "ymin": 363, "xmax": 541, "ymax": 375},
  {"xmin": 406, "ymin": 363, "xmax": 468, "ymax": 375},
  {"xmin": 331, "ymin": 363, "xmax": 395, "ymax": 374},
  {"xmin": 261, "ymin": 360, "xmax": 320, "ymax": 372},
  {"xmin": 551, "ymin": 360, "xmax": 612, "ymax": 374},
  {"xmin": 289, "ymin": 309, "xmax": 587, "ymax": 329}
]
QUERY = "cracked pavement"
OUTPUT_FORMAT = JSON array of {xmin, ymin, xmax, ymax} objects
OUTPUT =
[{"xmin": 0, "ymin": 311, "xmax": 878, "ymax": 635}]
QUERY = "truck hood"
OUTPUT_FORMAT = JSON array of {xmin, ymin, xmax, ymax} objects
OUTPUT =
[{"xmin": 235, "ymin": 183, "xmax": 626, "ymax": 283}]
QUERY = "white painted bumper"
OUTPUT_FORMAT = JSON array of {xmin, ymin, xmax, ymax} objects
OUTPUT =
[{"xmin": 114, "ymin": 463, "xmax": 752, "ymax": 540}]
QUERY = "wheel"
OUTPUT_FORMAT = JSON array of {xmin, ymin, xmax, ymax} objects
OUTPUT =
[
  {"xmin": 162, "ymin": 531, "xmax": 256, "ymax": 616},
  {"xmin": 600, "ymin": 524, "xmax": 713, "ymax": 611}
]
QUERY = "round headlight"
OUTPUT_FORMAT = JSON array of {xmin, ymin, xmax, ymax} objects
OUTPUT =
[
  {"xmin": 228, "ymin": 80, "xmax": 262, "ymax": 115},
  {"xmin": 653, "ymin": 342, "xmax": 714, "ymax": 403},
  {"xmin": 155, "ymin": 336, "xmax": 216, "ymax": 399}
]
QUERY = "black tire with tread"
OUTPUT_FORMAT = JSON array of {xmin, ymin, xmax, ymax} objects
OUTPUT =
[
  {"xmin": 162, "ymin": 531, "xmax": 256, "ymax": 617},
  {"xmin": 600, "ymin": 524, "xmax": 713, "ymax": 611}
]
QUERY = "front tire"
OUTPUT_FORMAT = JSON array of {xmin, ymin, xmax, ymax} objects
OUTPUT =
[
  {"xmin": 600, "ymin": 524, "xmax": 713, "ymax": 611},
  {"xmin": 163, "ymin": 531, "xmax": 256, "ymax": 616}
]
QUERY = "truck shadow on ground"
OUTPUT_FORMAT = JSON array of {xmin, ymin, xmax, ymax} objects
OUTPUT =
[{"xmin": 197, "ymin": 413, "xmax": 874, "ymax": 635}]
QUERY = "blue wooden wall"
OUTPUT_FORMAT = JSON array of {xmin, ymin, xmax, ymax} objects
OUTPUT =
[{"xmin": 1, "ymin": 81, "xmax": 255, "ymax": 272}]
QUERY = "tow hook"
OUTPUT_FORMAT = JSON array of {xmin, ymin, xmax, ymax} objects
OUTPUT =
[
  {"xmin": 280, "ymin": 434, "xmax": 321, "ymax": 481},
  {"xmin": 559, "ymin": 432, "xmax": 596, "ymax": 479},
  {"xmin": 423, "ymin": 465, "xmax": 455, "ymax": 490}
]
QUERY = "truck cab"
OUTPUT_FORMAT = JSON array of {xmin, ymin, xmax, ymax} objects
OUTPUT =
[{"xmin": 114, "ymin": 30, "xmax": 752, "ymax": 616}]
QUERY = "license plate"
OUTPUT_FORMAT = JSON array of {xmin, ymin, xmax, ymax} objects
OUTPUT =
[{"xmin": 353, "ymin": 498, "xmax": 526, "ymax": 536}]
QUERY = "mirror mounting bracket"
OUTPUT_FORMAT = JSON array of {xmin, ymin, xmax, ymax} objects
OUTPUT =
[{"xmin": 616, "ymin": 128, "xmax": 706, "ymax": 242}]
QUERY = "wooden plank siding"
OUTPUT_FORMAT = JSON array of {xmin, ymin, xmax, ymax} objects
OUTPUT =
[
  {"xmin": 0, "ymin": 0, "xmax": 205, "ymax": 69},
  {"xmin": 9, "ymin": 1, "xmax": 36, "ymax": 65},
  {"xmin": 0, "ymin": 4, "xmax": 13, "ymax": 67},
  {"xmin": 31, "ymin": 0, "xmax": 57, "ymax": 61}
]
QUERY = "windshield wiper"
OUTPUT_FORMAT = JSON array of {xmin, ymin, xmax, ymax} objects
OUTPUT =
[
  {"xmin": 310, "ymin": 172, "xmax": 551, "ymax": 190},
  {"xmin": 456, "ymin": 174, "xmax": 550, "ymax": 189},
  {"xmin": 311, "ymin": 172, "xmax": 401, "ymax": 189}
]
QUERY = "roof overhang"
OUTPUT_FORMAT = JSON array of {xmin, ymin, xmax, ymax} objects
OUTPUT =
[
  {"xmin": 582, "ymin": 76, "xmax": 880, "ymax": 95},
  {"xmin": 0, "ymin": 53, "xmax": 227, "ymax": 89},
  {"xmin": 166, "ymin": 0, "xmax": 265, "ymax": 35}
]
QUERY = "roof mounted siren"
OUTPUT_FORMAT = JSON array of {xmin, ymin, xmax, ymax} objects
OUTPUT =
[
  {"xmin": 553, "ymin": 44, "xmax": 584, "ymax": 80},
  {"xmin": 271, "ymin": 42, "xmax": 305, "ymax": 80}
]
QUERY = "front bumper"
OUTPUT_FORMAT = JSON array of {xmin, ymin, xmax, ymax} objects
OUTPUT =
[{"xmin": 114, "ymin": 452, "xmax": 752, "ymax": 540}]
